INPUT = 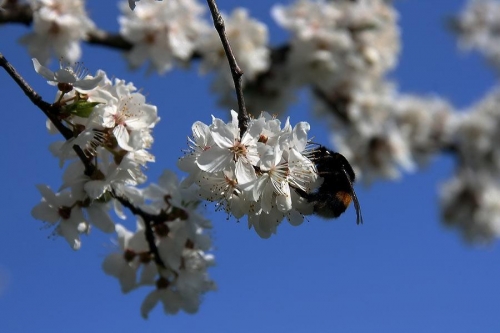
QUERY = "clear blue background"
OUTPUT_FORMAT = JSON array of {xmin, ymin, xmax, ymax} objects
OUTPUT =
[{"xmin": 1, "ymin": 1, "xmax": 499, "ymax": 332}]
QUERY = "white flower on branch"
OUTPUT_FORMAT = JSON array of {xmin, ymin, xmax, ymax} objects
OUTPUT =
[
  {"xmin": 102, "ymin": 219, "xmax": 155, "ymax": 293},
  {"xmin": 180, "ymin": 111, "xmax": 319, "ymax": 237},
  {"xmin": 32, "ymin": 58, "xmax": 104, "ymax": 92},
  {"xmin": 31, "ymin": 185, "xmax": 89, "ymax": 250},
  {"xmin": 20, "ymin": 0, "xmax": 95, "ymax": 65},
  {"xmin": 195, "ymin": 111, "xmax": 262, "ymax": 185},
  {"xmin": 101, "ymin": 171, "xmax": 216, "ymax": 318},
  {"xmin": 95, "ymin": 88, "xmax": 159, "ymax": 151},
  {"xmin": 119, "ymin": 0, "xmax": 208, "ymax": 74}
]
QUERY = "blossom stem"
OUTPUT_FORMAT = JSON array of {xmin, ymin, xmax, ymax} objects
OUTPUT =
[{"xmin": 205, "ymin": 0, "xmax": 250, "ymax": 137}]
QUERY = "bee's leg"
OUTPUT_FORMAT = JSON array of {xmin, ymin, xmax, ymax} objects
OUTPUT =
[{"xmin": 293, "ymin": 187, "xmax": 314, "ymax": 202}]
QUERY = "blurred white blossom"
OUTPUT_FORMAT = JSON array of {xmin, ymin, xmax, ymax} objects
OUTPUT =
[
  {"xmin": 272, "ymin": 0, "xmax": 400, "ymax": 91},
  {"xmin": 31, "ymin": 185, "xmax": 90, "ymax": 250},
  {"xmin": 119, "ymin": 0, "xmax": 208, "ymax": 74},
  {"xmin": 394, "ymin": 94, "xmax": 455, "ymax": 165},
  {"xmin": 455, "ymin": 0, "xmax": 500, "ymax": 71},
  {"xmin": 441, "ymin": 170, "xmax": 500, "ymax": 242},
  {"xmin": 20, "ymin": 0, "xmax": 95, "ymax": 64},
  {"xmin": 314, "ymin": 81, "xmax": 414, "ymax": 183},
  {"xmin": 102, "ymin": 220, "xmax": 154, "ymax": 293},
  {"xmin": 454, "ymin": 85, "xmax": 500, "ymax": 172}
]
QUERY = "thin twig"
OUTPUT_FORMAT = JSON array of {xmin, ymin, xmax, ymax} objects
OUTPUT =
[
  {"xmin": 113, "ymin": 194, "xmax": 167, "ymax": 268},
  {"xmin": 312, "ymin": 87, "xmax": 351, "ymax": 124},
  {"xmin": 87, "ymin": 29, "xmax": 133, "ymax": 51},
  {"xmin": 205, "ymin": 0, "xmax": 250, "ymax": 136},
  {"xmin": 0, "ymin": 2, "xmax": 32, "ymax": 25}
]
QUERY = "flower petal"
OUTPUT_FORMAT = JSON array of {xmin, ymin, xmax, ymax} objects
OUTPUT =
[
  {"xmin": 86, "ymin": 205, "xmax": 115, "ymax": 233},
  {"xmin": 197, "ymin": 146, "xmax": 232, "ymax": 173},
  {"xmin": 32, "ymin": 58, "xmax": 55, "ymax": 81}
]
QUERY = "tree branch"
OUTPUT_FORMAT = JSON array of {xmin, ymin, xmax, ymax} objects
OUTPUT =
[
  {"xmin": 0, "ymin": 52, "xmax": 96, "ymax": 177},
  {"xmin": 0, "ymin": 2, "xmax": 32, "ymax": 25},
  {"xmin": 205, "ymin": 0, "xmax": 250, "ymax": 137},
  {"xmin": 0, "ymin": 52, "xmax": 168, "ymax": 269}
]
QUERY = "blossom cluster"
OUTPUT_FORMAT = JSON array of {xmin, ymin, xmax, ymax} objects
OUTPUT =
[
  {"xmin": 29, "ymin": 59, "xmax": 215, "ymax": 316},
  {"xmin": 31, "ymin": 57, "xmax": 160, "ymax": 248},
  {"xmin": 272, "ymin": 0, "xmax": 400, "ymax": 92},
  {"xmin": 179, "ymin": 111, "xmax": 320, "ymax": 238},
  {"xmin": 102, "ymin": 171, "xmax": 216, "ymax": 318}
]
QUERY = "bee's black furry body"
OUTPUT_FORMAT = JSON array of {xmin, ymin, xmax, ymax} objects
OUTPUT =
[{"xmin": 304, "ymin": 146, "xmax": 363, "ymax": 224}]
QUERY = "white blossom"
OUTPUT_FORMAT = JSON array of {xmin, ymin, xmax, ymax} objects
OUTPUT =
[
  {"xmin": 102, "ymin": 220, "xmax": 154, "ymax": 293},
  {"xmin": 31, "ymin": 185, "xmax": 88, "ymax": 250},
  {"xmin": 20, "ymin": 0, "xmax": 95, "ymax": 64},
  {"xmin": 95, "ymin": 90, "xmax": 158, "ymax": 151},
  {"xmin": 32, "ymin": 58, "xmax": 104, "ymax": 92},
  {"xmin": 100, "ymin": 171, "xmax": 215, "ymax": 318},
  {"xmin": 196, "ymin": 111, "xmax": 262, "ymax": 185}
]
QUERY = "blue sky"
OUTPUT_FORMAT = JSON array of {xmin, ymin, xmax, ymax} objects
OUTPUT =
[{"xmin": 1, "ymin": 1, "xmax": 500, "ymax": 332}]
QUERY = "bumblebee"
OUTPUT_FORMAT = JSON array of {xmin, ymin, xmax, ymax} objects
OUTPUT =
[{"xmin": 303, "ymin": 146, "xmax": 363, "ymax": 224}]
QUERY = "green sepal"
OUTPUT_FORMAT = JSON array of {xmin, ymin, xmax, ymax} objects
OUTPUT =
[
  {"xmin": 65, "ymin": 101, "xmax": 100, "ymax": 118},
  {"xmin": 95, "ymin": 191, "xmax": 113, "ymax": 203}
]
